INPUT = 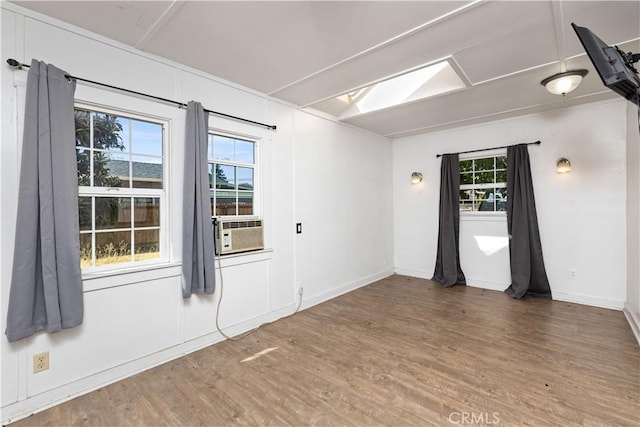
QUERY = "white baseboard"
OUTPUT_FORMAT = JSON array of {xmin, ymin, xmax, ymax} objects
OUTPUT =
[
  {"xmin": 393, "ymin": 267, "xmax": 431, "ymax": 280},
  {"xmin": 552, "ymin": 291, "xmax": 624, "ymax": 310},
  {"xmin": 465, "ymin": 278, "xmax": 507, "ymax": 292},
  {"xmin": 300, "ymin": 269, "xmax": 394, "ymax": 311},
  {"xmin": 394, "ymin": 269, "xmax": 625, "ymax": 310},
  {"xmin": 623, "ymin": 303, "xmax": 640, "ymax": 346},
  {"xmin": 1, "ymin": 303, "xmax": 297, "ymax": 425},
  {"xmin": 393, "ymin": 269, "xmax": 507, "ymax": 292}
]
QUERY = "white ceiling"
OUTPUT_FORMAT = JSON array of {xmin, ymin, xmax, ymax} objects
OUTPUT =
[{"xmin": 12, "ymin": 1, "xmax": 640, "ymax": 138}]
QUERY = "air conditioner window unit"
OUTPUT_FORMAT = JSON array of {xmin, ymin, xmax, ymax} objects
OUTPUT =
[{"xmin": 215, "ymin": 219, "xmax": 264, "ymax": 255}]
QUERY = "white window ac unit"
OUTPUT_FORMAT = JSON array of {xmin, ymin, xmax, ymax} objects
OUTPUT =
[{"xmin": 215, "ymin": 219, "xmax": 264, "ymax": 255}]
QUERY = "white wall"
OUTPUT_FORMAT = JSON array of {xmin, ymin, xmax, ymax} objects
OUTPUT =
[
  {"xmin": 393, "ymin": 99, "xmax": 628, "ymax": 309},
  {"xmin": 625, "ymin": 101, "xmax": 640, "ymax": 343},
  {"xmin": 293, "ymin": 111, "xmax": 394, "ymax": 306},
  {"xmin": 0, "ymin": 4, "xmax": 393, "ymax": 423}
]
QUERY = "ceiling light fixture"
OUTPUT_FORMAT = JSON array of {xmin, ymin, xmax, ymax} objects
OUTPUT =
[{"xmin": 540, "ymin": 70, "xmax": 588, "ymax": 96}]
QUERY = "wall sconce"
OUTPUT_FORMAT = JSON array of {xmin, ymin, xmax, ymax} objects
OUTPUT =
[
  {"xmin": 540, "ymin": 70, "xmax": 588, "ymax": 96},
  {"xmin": 411, "ymin": 172, "xmax": 423, "ymax": 184},
  {"xmin": 556, "ymin": 158, "xmax": 572, "ymax": 174}
]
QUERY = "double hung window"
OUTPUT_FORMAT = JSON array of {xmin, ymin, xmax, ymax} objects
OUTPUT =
[
  {"xmin": 459, "ymin": 155, "xmax": 507, "ymax": 213},
  {"xmin": 75, "ymin": 105, "xmax": 167, "ymax": 269},
  {"xmin": 208, "ymin": 133, "xmax": 257, "ymax": 217}
]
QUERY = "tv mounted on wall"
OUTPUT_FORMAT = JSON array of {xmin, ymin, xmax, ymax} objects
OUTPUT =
[{"xmin": 572, "ymin": 23, "xmax": 640, "ymax": 104}]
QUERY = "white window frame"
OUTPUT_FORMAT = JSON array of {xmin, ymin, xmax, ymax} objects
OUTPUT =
[
  {"xmin": 75, "ymin": 101, "xmax": 170, "ymax": 272},
  {"xmin": 208, "ymin": 129, "xmax": 261, "ymax": 220},
  {"xmin": 459, "ymin": 149, "xmax": 507, "ymax": 217}
]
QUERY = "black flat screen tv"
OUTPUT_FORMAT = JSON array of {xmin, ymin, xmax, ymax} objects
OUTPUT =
[{"xmin": 572, "ymin": 23, "xmax": 640, "ymax": 104}]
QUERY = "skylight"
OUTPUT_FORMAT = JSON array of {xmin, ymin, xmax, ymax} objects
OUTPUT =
[
  {"xmin": 336, "ymin": 88, "xmax": 367, "ymax": 104},
  {"xmin": 338, "ymin": 60, "xmax": 467, "ymax": 118}
]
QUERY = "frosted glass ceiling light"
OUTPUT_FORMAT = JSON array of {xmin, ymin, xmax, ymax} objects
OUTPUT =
[{"xmin": 541, "ymin": 70, "xmax": 588, "ymax": 95}]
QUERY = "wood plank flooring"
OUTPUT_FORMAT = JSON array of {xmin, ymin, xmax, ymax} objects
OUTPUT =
[{"xmin": 10, "ymin": 275, "xmax": 640, "ymax": 426}]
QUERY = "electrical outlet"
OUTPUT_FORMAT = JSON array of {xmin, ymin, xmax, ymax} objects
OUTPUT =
[
  {"xmin": 298, "ymin": 286, "xmax": 304, "ymax": 296},
  {"xmin": 569, "ymin": 269, "xmax": 577, "ymax": 279},
  {"xmin": 33, "ymin": 351, "xmax": 49, "ymax": 373}
]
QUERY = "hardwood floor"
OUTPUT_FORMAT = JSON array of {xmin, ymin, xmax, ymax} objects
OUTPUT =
[{"xmin": 11, "ymin": 275, "xmax": 640, "ymax": 426}]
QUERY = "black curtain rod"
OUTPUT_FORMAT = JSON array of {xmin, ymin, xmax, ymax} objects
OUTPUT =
[
  {"xmin": 6, "ymin": 58, "xmax": 277, "ymax": 131},
  {"xmin": 436, "ymin": 140, "xmax": 541, "ymax": 158}
]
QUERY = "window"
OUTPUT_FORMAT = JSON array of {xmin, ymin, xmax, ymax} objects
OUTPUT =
[
  {"xmin": 75, "ymin": 106, "xmax": 167, "ymax": 268},
  {"xmin": 208, "ymin": 133, "xmax": 257, "ymax": 217},
  {"xmin": 459, "ymin": 155, "xmax": 507, "ymax": 213}
]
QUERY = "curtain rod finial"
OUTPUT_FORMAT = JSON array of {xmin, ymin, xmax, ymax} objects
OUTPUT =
[{"xmin": 7, "ymin": 58, "xmax": 23, "ymax": 68}]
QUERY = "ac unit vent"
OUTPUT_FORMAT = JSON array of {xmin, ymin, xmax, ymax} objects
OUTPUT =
[
  {"xmin": 221, "ymin": 220, "xmax": 263, "ymax": 229},
  {"xmin": 216, "ymin": 219, "xmax": 264, "ymax": 255}
]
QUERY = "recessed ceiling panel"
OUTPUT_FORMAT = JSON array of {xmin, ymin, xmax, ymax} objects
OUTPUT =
[{"xmin": 143, "ymin": 1, "xmax": 470, "ymax": 94}]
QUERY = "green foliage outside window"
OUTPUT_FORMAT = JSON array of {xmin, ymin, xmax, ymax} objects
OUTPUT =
[{"xmin": 459, "ymin": 155, "xmax": 507, "ymax": 212}]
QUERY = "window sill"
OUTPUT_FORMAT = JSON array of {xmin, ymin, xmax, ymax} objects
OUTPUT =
[
  {"xmin": 82, "ymin": 261, "xmax": 182, "ymax": 293},
  {"xmin": 81, "ymin": 249, "xmax": 274, "ymax": 292},
  {"xmin": 460, "ymin": 212, "xmax": 507, "ymax": 222},
  {"xmin": 216, "ymin": 248, "xmax": 273, "ymax": 268}
]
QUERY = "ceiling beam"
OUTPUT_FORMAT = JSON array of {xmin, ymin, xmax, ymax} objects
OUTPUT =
[
  {"xmin": 135, "ymin": 0, "xmax": 186, "ymax": 50},
  {"xmin": 550, "ymin": 0, "xmax": 567, "ymax": 73}
]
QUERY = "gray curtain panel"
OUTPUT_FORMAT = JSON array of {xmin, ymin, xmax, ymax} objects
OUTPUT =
[
  {"xmin": 505, "ymin": 144, "xmax": 552, "ymax": 298},
  {"xmin": 6, "ymin": 60, "xmax": 83, "ymax": 342},
  {"xmin": 182, "ymin": 101, "xmax": 215, "ymax": 298},
  {"xmin": 432, "ymin": 154, "xmax": 466, "ymax": 287}
]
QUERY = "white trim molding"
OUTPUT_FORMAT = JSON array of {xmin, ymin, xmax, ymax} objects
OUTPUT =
[{"xmin": 623, "ymin": 303, "xmax": 640, "ymax": 346}]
